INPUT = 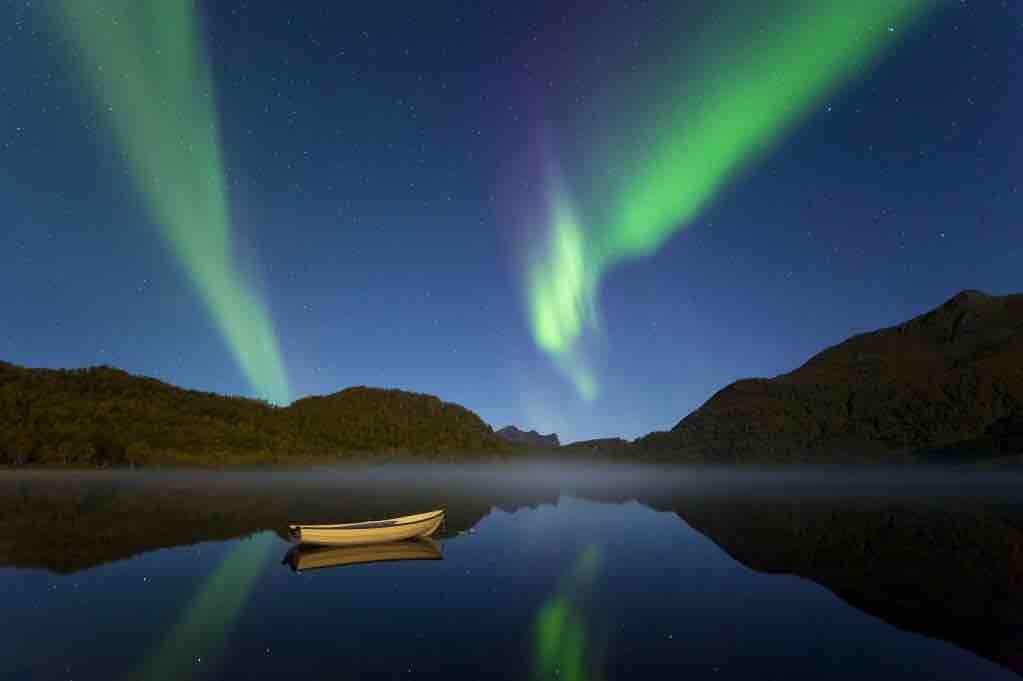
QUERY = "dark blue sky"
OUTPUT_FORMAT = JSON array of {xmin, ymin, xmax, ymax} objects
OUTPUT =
[{"xmin": 2, "ymin": 1, "xmax": 1020, "ymax": 442}]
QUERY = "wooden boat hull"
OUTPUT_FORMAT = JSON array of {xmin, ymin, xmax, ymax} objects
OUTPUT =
[
  {"xmin": 284, "ymin": 537, "xmax": 442, "ymax": 572},
  {"xmin": 289, "ymin": 509, "xmax": 444, "ymax": 546}
]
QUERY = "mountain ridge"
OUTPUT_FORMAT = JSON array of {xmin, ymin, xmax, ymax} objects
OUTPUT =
[
  {"xmin": 496, "ymin": 426, "xmax": 560, "ymax": 449},
  {"xmin": 635, "ymin": 289, "xmax": 1023, "ymax": 461},
  {"xmin": 0, "ymin": 362, "xmax": 508, "ymax": 465},
  {"xmin": 3, "ymin": 289, "xmax": 1021, "ymax": 466}
]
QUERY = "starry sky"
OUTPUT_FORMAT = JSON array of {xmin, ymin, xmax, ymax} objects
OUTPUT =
[{"xmin": 2, "ymin": 1, "xmax": 1020, "ymax": 443}]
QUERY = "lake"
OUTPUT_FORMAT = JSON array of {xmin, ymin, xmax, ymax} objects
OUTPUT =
[{"xmin": 1, "ymin": 464, "xmax": 1021, "ymax": 680}]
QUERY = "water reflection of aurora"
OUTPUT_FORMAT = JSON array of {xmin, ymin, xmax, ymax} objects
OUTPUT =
[
  {"xmin": 534, "ymin": 544, "xmax": 605, "ymax": 681},
  {"xmin": 135, "ymin": 533, "xmax": 274, "ymax": 681}
]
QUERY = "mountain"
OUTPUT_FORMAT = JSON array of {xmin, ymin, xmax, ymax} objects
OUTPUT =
[
  {"xmin": 0, "ymin": 361, "xmax": 508, "ymax": 465},
  {"xmin": 559, "ymin": 437, "xmax": 632, "ymax": 456},
  {"xmin": 636, "ymin": 290, "xmax": 1023, "ymax": 462},
  {"xmin": 6, "ymin": 289, "xmax": 1021, "ymax": 466},
  {"xmin": 287, "ymin": 387, "xmax": 505, "ymax": 456},
  {"xmin": 496, "ymin": 425, "xmax": 560, "ymax": 449}
]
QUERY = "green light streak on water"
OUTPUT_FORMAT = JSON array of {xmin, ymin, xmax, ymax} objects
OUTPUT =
[
  {"xmin": 135, "ymin": 533, "xmax": 275, "ymax": 681},
  {"xmin": 535, "ymin": 596, "xmax": 587, "ymax": 681},
  {"xmin": 527, "ymin": 1, "xmax": 932, "ymax": 399},
  {"xmin": 56, "ymin": 1, "xmax": 289, "ymax": 403},
  {"xmin": 533, "ymin": 544, "xmax": 603, "ymax": 681}
]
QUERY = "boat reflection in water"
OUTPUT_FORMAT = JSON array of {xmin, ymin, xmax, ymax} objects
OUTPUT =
[{"xmin": 282, "ymin": 536, "xmax": 443, "ymax": 573}]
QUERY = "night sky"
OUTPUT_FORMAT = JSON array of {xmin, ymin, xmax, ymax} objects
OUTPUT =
[{"xmin": 2, "ymin": 1, "xmax": 1020, "ymax": 443}]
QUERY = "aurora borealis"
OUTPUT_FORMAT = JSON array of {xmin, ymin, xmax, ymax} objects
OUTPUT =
[
  {"xmin": 54, "ymin": 1, "xmax": 289, "ymax": 404},
  {"xmin": 5, "ymin": 2, "xmax": 1023, "ymax": 678},
  {"xmin": 3, "ymin": 1, "xmax": 1021, "ymax": 441},
  {"xmin": 525, "ymin": 0, "xmax": 932, "ymax": 399}
]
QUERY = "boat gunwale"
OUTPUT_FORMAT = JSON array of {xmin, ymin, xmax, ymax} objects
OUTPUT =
[{"xmin": 289, "ymin": 509, "xmax": 444, "ymax": 533}]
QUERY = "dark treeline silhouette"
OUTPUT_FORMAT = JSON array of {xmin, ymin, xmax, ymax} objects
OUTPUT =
[
  {"xmin": 636, "ymin": 290, "xmax": 1023, "ymax": 462},
  {"xmin": 0, "ymin": 361, "xmax": 508, "ymax": 465},
  {"xmin": 5, "ymin": 291, "xmax": 1021, "ymax": 467}
]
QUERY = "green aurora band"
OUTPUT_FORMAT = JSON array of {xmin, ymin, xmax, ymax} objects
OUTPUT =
[
  {"xmin": 527, "ymin": 0, "xmax": 933, "ymax": 399},
  {"xmin": 56, "ymin": 1, "xmax": 289, "ymax": 403}
]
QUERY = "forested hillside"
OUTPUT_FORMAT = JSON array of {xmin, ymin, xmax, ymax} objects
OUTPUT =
[
  {"xmin": 636, "ymin": 291, "xmax": 1023, "ymax": 461},
  {"xmin": 0, "ymin": 361, "xmax": 507, "ymax": 465}
]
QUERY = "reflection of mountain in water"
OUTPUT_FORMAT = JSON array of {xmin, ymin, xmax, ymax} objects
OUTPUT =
[
  {"xmin": 673, "ymin": 498, "xmax": 1023, "ymax": 677},
  {"xmin": 0, "ymin": 471, "xmax": 504, "ymax": 573},
  {"xmin": 2, "ymin": 467, "xmax": 1022, "ymax": 676}
]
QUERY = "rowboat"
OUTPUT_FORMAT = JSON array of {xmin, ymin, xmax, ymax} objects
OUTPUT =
[
  {"xmin": 283, "ymin": 537, "xmax": 442, "ymax": 572},
  {"xmin": 288, "ymin": 509, "xmax": 444, "ymax": 546}
]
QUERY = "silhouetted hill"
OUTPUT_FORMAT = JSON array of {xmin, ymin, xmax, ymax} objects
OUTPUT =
[
  {"xmin": 560, "ymin": 437, "xmax": 633, "ymax": 456},
  {"xmin": 0, "ymin": 362, "xmax": 507, "ymax": 465},
  {"xmin": 496, "ymin": 426, "xmax": 560, "ymax": 448},
  {"xmin": 636, "ymin": 290, "xmax": 1023, "ymax": 462},
  {"xmin": 287, "ymin": 387, "xmax": 504, "ymax": 456}
]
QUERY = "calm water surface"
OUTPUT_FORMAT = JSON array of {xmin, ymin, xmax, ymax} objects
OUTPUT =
[{"xmin": 1, "ymin": 464, "xmax": 1021, "ymax": 680}]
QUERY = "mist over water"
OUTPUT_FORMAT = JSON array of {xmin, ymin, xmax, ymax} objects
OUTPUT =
[{"xmin": 6, "ymin": 461, "xmax": 1018, "ymax": 495}]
